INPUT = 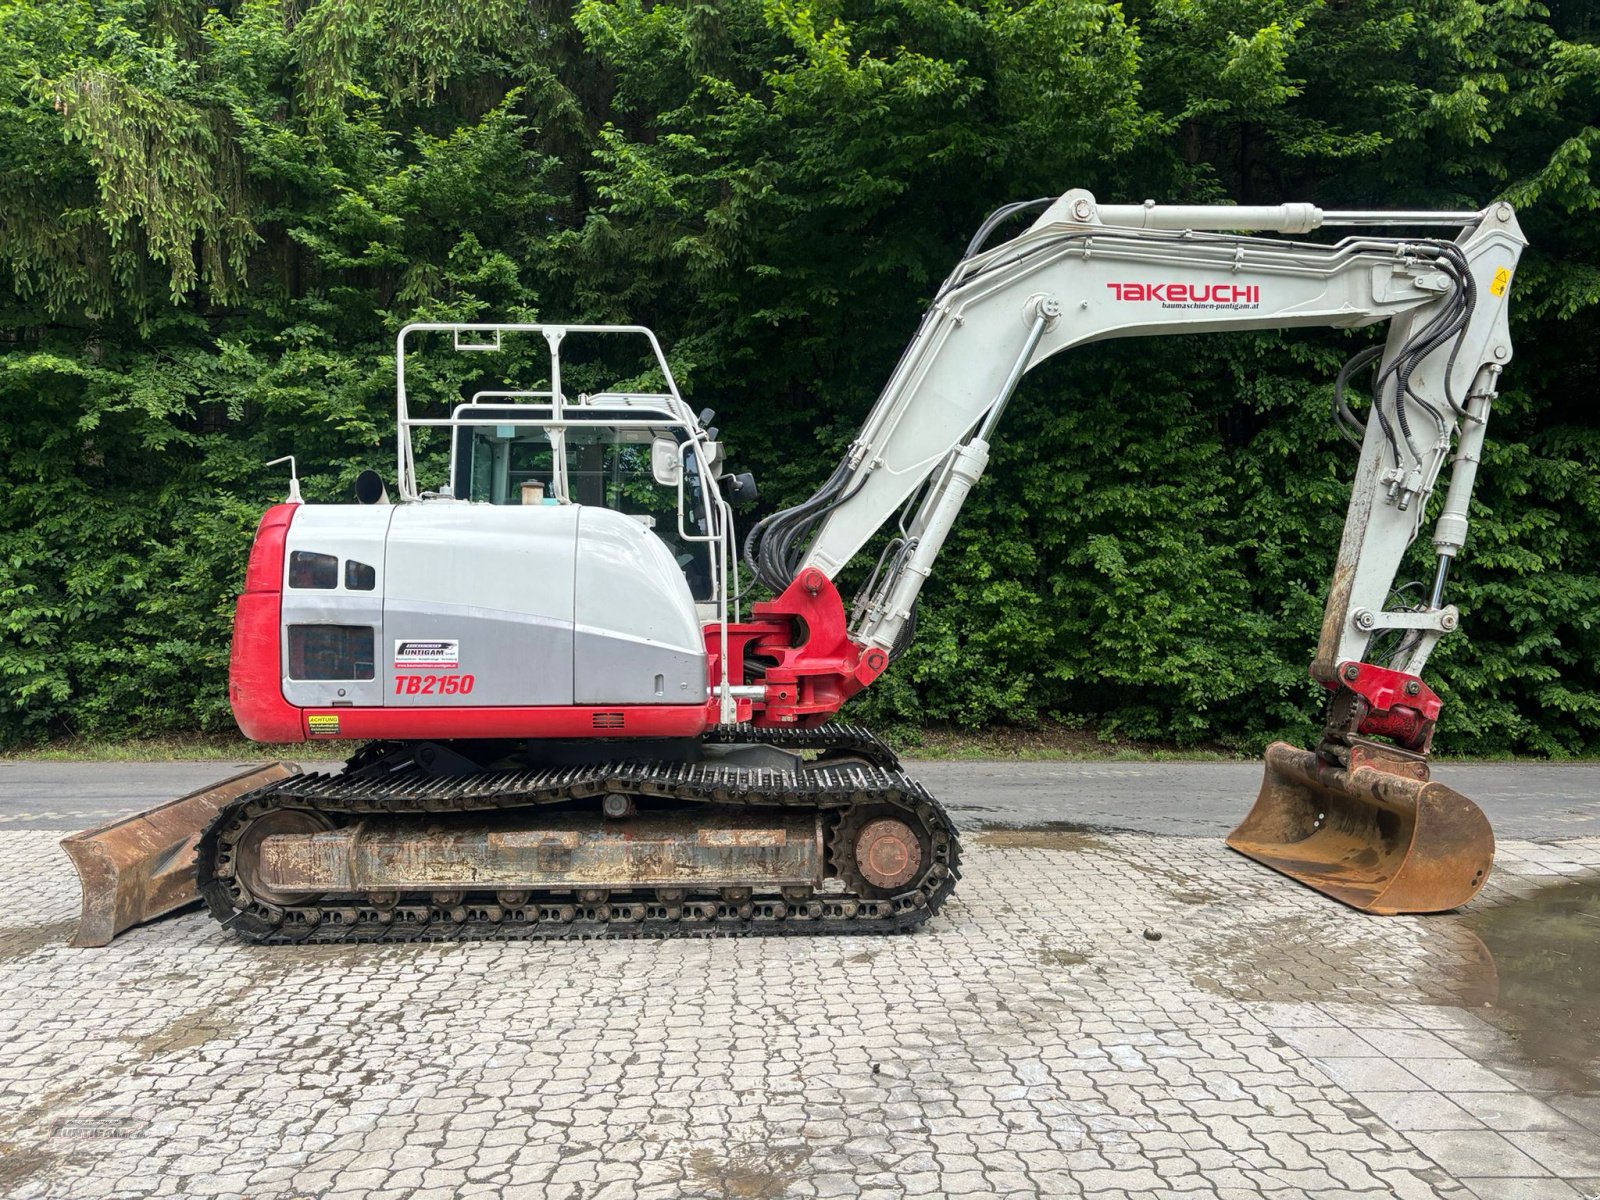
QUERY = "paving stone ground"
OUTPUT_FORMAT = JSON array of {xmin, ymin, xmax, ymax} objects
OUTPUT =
[{"xmin": 1, "ymin": 817, "xmax": 1597, "ymax": 1200}]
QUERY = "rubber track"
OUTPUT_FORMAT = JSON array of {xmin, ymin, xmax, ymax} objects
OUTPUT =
[
  {"xmin": 197, "ymin": 724, "xmax": 956, "ymax": 944},
  {"xmin": 702, "ymin": 721, "xmax": 901, "ymax": 769}
]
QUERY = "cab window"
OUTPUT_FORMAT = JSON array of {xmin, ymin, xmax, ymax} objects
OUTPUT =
[{"xmin": 288, "ymin": 551, "xmax": 338, "ymax": 589}]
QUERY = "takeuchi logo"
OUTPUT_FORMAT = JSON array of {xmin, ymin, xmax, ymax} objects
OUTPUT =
[{"xmin": 1107, "ymin": 282, "xmax": 1261, "ymax": 304}]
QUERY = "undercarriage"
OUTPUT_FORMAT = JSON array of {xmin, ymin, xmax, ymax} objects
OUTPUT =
[{"xmin": 196, "ymin": 725, "xmax": 961, "ymax": 943}]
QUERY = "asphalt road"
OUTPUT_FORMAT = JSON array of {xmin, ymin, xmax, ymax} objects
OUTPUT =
[
  {"xmin": 2, "ymin": 757, "xmax": 1598, "ymax": 839},
  {"xmin": 916, "ymin": 759, "xmax": 1600, "ymax": 839}
]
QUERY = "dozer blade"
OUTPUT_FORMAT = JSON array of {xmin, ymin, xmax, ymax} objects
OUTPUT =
[
  {"xmin": 60, "ymin": 762, "xmax": 300, "ymax": 947},
  {"xmin": 1226, "ymin": 742, "xmax": 1494, "ymax": 915}
]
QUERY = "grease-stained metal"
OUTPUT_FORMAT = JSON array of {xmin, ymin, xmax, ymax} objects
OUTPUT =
[
  {"xmin": 853, "ymin": 818, "xmax": 922, "ymax": 890},
  {"xmin": 1228, "ymin": 741, "xmax": 1494, "ymax": 915},
  {"xmin": 254, "ymin": 810, "xmax": 826, "ymax": 894}
]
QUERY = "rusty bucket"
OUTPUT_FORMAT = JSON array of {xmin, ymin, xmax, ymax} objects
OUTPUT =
[
  {"xmin": 60, "ymin": 762, "xmax": 299, "ymax": 947},
  {"xmin": 1227, "ymin": 742, "xmax": 1494, "ymax": 914}
]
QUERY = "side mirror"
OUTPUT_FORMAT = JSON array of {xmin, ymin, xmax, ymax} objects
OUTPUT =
[
  {"xmin": 651, "ymin": 437, "xmax": 682, "ymax": 486},
  {"xmin": 354, "ymin": 469, "xmax": 389, "ymax": 505},
  {"xmin": 724, "ymin": 472, "xmax": 758, "ymax": 504}
]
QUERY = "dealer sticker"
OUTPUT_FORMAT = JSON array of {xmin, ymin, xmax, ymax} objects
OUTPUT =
[
  {"xmin": 394, "ymin": 639, "xmax": 460, "ymax": 668},
  {"xmin": 307, "ymin": 714, "xmax": 340, "ymax": 736}
]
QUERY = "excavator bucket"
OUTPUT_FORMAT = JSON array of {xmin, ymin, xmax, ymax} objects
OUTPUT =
[
  {"xmin": 60, "ymin": 762, "xmax": 300, "ymax": 947},
  {"xmin": 1227, "ymin": 742, "xmax": 1493, "ymax": 915}
]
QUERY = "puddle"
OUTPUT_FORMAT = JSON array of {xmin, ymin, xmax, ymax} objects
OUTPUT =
[
  {"xmin": 1038, "ymin": 947, "xmax": 1087, "ymax": 967},
  {"xmin": 974, "ymin": 821, "xmax": 1108, "ymax": 851},
  {"xmin": 688, "ymin": 1144, "xmax": 808, "ymax": 1199},
  {"xmin": 974, "ymin": 823, "xmax": 1222, "ymax": 902},
  {"xmin": 1167, "ymin": 890, "xmax": 1219, "ymax": 905},
  {"xmin": 125, "ymin": 976, "xmax": 265, "ymax": 1059},
  {"xmin": 132, "ymin": 1011, "xmax": 238, "ymax": 1057},
  {"xmin": 1185, "ymin": 927, "xmax": 1381, "ymax": 1001},
  {"xmin": 1458, "ymin": 875, "xmax": 1600, "ymax": 1093},
  {"xmin": 0, "ymin": 919, "xmax": 77, "ymax": 963},
  {"xmin": 0, "ymin": 1143, "xmax": 57, "ymax": 1192}
]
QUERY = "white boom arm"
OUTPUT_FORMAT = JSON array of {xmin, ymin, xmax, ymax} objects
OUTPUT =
[{"xmin": 746, "ymin": 189, "xmax": 1524, "ymax": 685}]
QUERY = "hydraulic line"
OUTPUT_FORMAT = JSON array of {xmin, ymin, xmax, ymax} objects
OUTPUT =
[
  {"xmin": 1332, "ymin": 344, "xmax": 1385, "ymax": 447},
  {"xmin": 746, "ymin": 197, "xmax": 1053, "ymax": 594},
  {"xmin": 1371, "ymin": 244, "xmax": 1477, "ymax": 464},
  {"xmin": 960, "ymin": 198, "xmax": 1054, "ymax": 262}
]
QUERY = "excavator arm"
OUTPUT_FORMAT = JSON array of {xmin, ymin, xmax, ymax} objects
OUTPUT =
[
  {"xmin": 747, "ymin": 189, "xmax": 1522, "ymax": 663},
  {"xmin": 739, "ymin": 188, "xmax": 1525, "ymax": 914}
]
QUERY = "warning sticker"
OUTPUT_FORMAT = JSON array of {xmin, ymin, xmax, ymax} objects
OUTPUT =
[
  {"xmin": 307, "ymin": 714, "xmax": 340, "ymax": 736},
  {"xmin": 394, "ymin": 639, "xmax": 460, "ymax": 668},
  {"xmin": 1490, "ymin": 266, "xmax": 1511, "ymax": 297}
]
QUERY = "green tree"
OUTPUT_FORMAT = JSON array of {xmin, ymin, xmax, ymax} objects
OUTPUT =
[{"xmin": 0, "ymin": 0, "xmax": 1596, "ymax": 754}]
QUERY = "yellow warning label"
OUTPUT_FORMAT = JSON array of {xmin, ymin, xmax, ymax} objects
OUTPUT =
[
  {"xmin": 1490, "ymin": 266, "xmax": 1511, "ymax": 297},
  {"xmin": 307, "ymin": 714, "xmax": 340, "ymax": 736}
]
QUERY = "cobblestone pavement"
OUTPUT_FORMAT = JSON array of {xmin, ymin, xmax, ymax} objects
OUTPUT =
[{"xmin": 2, "ymin": 796, "xmax": 1599, "ymax": 1198}]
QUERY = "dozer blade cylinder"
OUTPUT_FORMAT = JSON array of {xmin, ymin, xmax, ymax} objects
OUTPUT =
[
  {"xmin": 60, "ymin": 762, "xmax": 301, "ymax": 947},
  {"xmin": 1227, "ymin": 742, "xmax": 1493, "ymax": 914},
  {"xmin": 253, "ymin": 812, "xmax": 826, "ymax": 896}
]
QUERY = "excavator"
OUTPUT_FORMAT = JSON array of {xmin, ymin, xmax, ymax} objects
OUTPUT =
[{"xmin": 62, "ymin": 188, "xmax": 1523, "ymax": 945}]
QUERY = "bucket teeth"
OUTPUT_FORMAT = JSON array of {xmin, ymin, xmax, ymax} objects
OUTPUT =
[
  {"xmin": 59, "ymin": 762, "xmax": 300, "ymax": 947},
  {"xmin": 1227, "ymin": 741, "xmax": 1494, "ymax": 915}
]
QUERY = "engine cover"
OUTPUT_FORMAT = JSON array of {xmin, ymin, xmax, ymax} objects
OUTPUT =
[{"xmin": 269, "ymin": 502, "xmax": 707, "ymax": 715}]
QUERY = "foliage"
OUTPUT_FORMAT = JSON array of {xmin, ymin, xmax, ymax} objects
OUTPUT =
[{"xmin": 0, "ymin": 0, "xmax": 1596, "ymax": 753}]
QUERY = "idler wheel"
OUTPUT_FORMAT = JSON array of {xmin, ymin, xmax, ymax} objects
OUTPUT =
[
  {"xmin": 235, "ymin": 809, "xmax": 335, "ymax": 906},
  {"xmin": 853, "ymin": 818, "xmax": 922, "ymax": 890}
]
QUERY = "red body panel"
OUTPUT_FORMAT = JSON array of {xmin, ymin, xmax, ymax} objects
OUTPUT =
[
  {"xmin": 230, "ymin": 505, "xmax": 305, "ymax": 742},
  {"xmin": 716, "ymin": 568, "xmax": 887, "ymax": 728},
  {"xmin": 297, "ymin": 704, "xmax": 713, "ymax": 740}
]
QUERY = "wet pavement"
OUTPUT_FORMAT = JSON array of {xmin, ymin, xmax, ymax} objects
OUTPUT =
[
  {"xmin": 0, "ymin": 760, "xmax": 1597, "ymax": 1198},
  {"xmin": 1460, "ymin": 874, "xmax": 1600, "ymax": 1096}
]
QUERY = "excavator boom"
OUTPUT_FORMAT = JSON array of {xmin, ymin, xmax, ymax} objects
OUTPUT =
[{"xmin": 745, "ymin": 189, "xmax": 1523, "ymax": 913}]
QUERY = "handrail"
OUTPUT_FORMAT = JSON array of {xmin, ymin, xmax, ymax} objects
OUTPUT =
[{"xmin": 394, "ymin": 322, "xmax": 688, "ymax": 500}]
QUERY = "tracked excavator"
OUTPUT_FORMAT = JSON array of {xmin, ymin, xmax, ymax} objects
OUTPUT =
[{"xmin": 63, "ymin": 188, "xmax": 1524, "ymax": 945}]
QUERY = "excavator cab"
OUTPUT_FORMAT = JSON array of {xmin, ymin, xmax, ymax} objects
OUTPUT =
[
  {"xmin": 448, "ymin": 404, "xmax": 718, "ymax": 600},
  {"xmin": 63, "ymin": 325, "xmax": 745, "ymax": 944}
]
